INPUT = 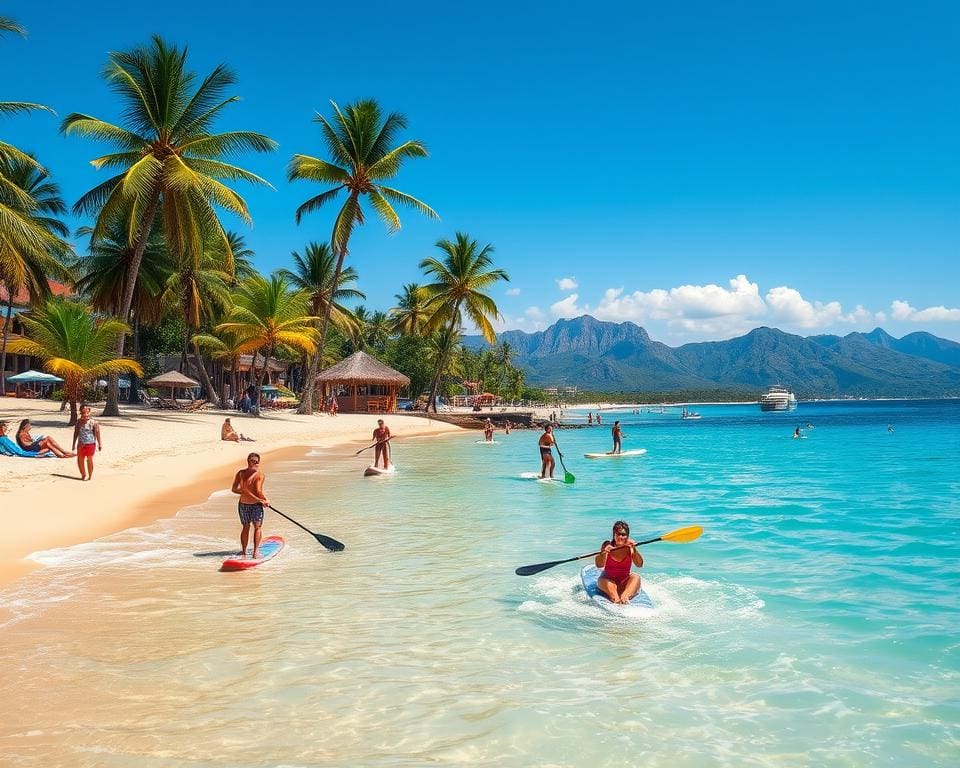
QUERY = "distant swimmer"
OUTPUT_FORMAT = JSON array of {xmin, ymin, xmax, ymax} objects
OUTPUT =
[
  {"xmin": 587, "ymin": 412, "xmax": 593, "ymax": 426},
  {"xmin": 794, "ymin": 427, "xmax": 802, "ymax": 439},
  {"xmin": 611, "ymin": 420, "xmax": 623, "ymax": 454},
  {"xmin": 806, "ymin": 423, "xmax": 814, "ymax": 429},
  {"xmin": 538, "ymin": 423, "xmax": 556, "ymax": 479},
  {"xmin": 887, "ymin": 424, "xmax": 895, "ymax": 433},
  {"xmin": 483, "ymin": 418, "xmax": 495, "ymax": 442},
  {"xmin": 595, "ymin": 520, "xmax": 643, "ymax": 604}
]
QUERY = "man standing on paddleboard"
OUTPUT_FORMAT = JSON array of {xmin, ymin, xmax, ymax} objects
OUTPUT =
[
  {"xmin": 538, "ymin": 423, "xmax": 556, "ymax": 479},
  {"xmin": 373, "ymin": 419, "xmax": 392, "ymax": 468},
  {"xmin": 611, "ymin": 420, "xmax": 623, "ymax": 454},
  {"xmin": 231, "ymin": 452, "xmax": 269, "ymax": 559}
]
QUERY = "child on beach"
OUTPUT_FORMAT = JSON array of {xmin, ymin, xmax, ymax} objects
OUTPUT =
[{"xmin": 71, "ymin": 404, "xmax": 102, "ymax": 480}]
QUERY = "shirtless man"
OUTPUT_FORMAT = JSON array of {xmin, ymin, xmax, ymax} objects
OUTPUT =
[
  {"xmin": 538, "ymin": 423, "xmax": 556, "ymax": 479},
  {"xmin": 231, "ymin": 452, "xmax": 269, "ymax": 559},
  {"xmin": 373, "ymin": 419, "xmax": 392, "ymax": 468},
  {"xmin": 483, "ymin": 418, "xmax": 495, "ymax": 442},
  {"xmin": 611, "ymin": 420, "xmax": 623, "ymax": 454}
]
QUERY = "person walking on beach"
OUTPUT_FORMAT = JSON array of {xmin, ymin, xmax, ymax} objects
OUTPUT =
[
  {"xmin": 538, "ymin": 423, "xmax": 556, "ymax": 479},
  {"xmin": 611, "ymin": 420, "xmax": 623, "ymax": 454},
  {"xmin": 595, "ymin": 520, "xmax": 643, "ymax": 604},
  {"xmin": 71, "ymin": 404, "xmax": 101, "ymax": 480},
  {"xmin": 373, "ymin": 419, "xmax": 391, "ymax": 468},
  {"xmin": 483, "ymin": 418, "xmax": 495, "ymax": 442},
  {"xmin": 231, "ymin": 452, "xmax": 269, "ymax": 559}
]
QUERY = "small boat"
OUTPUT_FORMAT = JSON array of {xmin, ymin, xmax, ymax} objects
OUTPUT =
[
  {"xmin": 220, "ymin": 536, "xmax": 284, "ymax": 571},
  {"xmin": 681, "ymin": 407, "xmax": 701, "ymax": 420},
  {"xmin": 364, "ymin": 463, "xmax": 397, "ymax": 477},
  {"xmin": 760, "ymin": 385, "xmax": 797, "ymax": 411}
]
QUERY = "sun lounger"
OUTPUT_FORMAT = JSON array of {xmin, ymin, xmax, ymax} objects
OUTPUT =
[{"xmin": 0, "ymin": 435, "xmax": 54, "ymax": 458}]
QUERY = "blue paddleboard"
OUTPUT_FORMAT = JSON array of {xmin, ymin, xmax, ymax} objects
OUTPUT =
[{"xmin": 580, "ymin": 565, "xmax": 654, "ymax": 616}]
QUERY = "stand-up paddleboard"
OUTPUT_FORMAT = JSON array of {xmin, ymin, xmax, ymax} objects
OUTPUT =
[
  {"xmin": 364, "ymin": 463, "xmax": 397, "ymax": 477},
  {"xmin": 520, "ymin": 471, "xmax": 566, "ymax": 484},
  {"xmin": 583, "ymin": 448, "xmax": 648, "ymax": 459},
  {"xmin": 475, "ymin": 439, "xmax": 500, "ymax": 444},
  {"xmin": 580, "ymin": 564, "xmax": 654, "ymax": 616},
  {"xmin": 220, "ymin": 536, "xmax": 284, "ymax": 572}
]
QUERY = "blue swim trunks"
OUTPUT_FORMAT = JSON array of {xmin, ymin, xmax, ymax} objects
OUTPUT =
[{"xmin": 238, "ymin": 501, "xmax": 264, "ymax": 524}]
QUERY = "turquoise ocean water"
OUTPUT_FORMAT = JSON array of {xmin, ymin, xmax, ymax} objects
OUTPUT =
[{"xmin": 1, "ymin": 400, "xmax": 958, "ymax": 766}]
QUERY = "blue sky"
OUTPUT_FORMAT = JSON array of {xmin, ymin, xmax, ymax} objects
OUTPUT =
[{"xmin": 4, "ymin": 1, "xmax": 958, "ymax": 343}]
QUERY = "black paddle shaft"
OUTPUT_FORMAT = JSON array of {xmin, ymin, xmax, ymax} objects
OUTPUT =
[
  {"xmin": 269, "ymin": 505, "xmax": 345, "ymax": 551},
  {"xmin": 514, "ymin": 535, "xmax": 662, "ymax": 576}
]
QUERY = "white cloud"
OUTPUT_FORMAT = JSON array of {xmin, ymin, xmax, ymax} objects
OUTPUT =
[
  {"xmin": 550, "ymin": 293, "xmax": 585, "ymax": 318},
  {"xmin": 891, "ymin": 299, "xmax": 960, "ymax": 322},
  {"xmin": 556, "ymin": 277, "xmax": 578, "ymax": 291},
  {"xmin": 764, "ymin": 286, "xmax": 845, "ymax": 328},
  {"xmin": 505, "ymin": 287, "xmax": 521, "ymax": 296},
  {"xmin": 592, "ymin": 275, "xmax": 765, "ymax": 323},
  {"xmin": 524, "ymin": 306, "xmax": 545, "ymax": 320}
]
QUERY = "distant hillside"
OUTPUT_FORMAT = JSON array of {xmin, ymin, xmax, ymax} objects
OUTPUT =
[{"xmin": 464, "ymin": 316, "xmax": 960, "ymax": 397}]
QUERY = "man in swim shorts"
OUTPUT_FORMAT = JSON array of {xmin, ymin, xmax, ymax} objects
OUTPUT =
[
  {"xmin": 611, "ymin": 420, "xmax": 623, "ymax": 454},
  {"xmin": 231, "ymin": 452, "xmax": 269, "ymax": 558},
  {"xmin": 538, "ymin": 423, "xmax": 556, "ymax": 479}
]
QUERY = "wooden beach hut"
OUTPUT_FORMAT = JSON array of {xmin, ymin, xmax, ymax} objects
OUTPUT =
[{"xmin": 315, "ymin": 351, "xmax": 409, "ymax": 413}]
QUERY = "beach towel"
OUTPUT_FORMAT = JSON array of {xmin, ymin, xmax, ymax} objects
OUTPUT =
[{"xmin": 0, "ymin": 435, "xmax": 54, "ymax": 458}]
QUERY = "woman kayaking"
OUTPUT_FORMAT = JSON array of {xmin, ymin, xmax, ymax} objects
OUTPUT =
[{"xmin": 595, "ymin": 520, "xmax": 643, "ymax": 604}]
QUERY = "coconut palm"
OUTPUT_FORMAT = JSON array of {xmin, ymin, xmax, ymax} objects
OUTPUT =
[
  {"xmin": 423, "ymin": 326, "xmax": 464, "ymax": 405},
  {"xmin": 366, "ymin": 310, "xmax": 392, "ymax": 354},
  {"xmin": 62, "ymin": 35, "xmax": 277, "ymax": 415},
  {"xmin": 0, "ymin": 156, "xmax": 72, "ymax": 393},
  {"xmin": 420, "ymin": 232, "xmax": 509, "ymax": 411},
  {"xmin": 389, "ymin": 282, "xmax": 428, "ymax": 335},
  {"xmin": 8, "ymin": 299, "xmax": 142, "ymax": 424},
  {"xmin": 496, "ymin": 341, "xmax": 516, "ymax": 394},
  {"xmin": 191, "ymin": 327, "xmax": 246, "ymax": 406},
  {"xmin": 278, "ymin": 241, "xmax": 364, "ymax": 400},
  {"xmin": 223, "ymin": 231, "xmax": 257, "ymax": 285},
  {"xmin": 288, "ymin": 99, "xmax": 437, "ymax": 413},
  {"xmin": 216, "ymin": 274, "xmax": 318, "ymax": 415}
]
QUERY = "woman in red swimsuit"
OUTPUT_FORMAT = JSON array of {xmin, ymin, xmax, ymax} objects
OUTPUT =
[{"xmin": 595, "ymin": 520, "xmax": 643, "ymax": 604}]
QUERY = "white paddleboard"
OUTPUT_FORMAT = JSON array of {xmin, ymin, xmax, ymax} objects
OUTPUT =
[
  {"xmin": 583, "ymin": 449, "xmax": 648, "ymax": 459},
  {"xmin": 364, "ymin": 463, "xmax": 396, "ymax": 477},
  {"xmin": 520, "ymin": 471, "xmax": 565, "ymax": 484},
  {"xmin": 475, "ymin": 440, "xmax": 500, "ymax": 444},
  {"xmin": 580, "ymin": 565, "xmax": 654, "ymax": 617}
]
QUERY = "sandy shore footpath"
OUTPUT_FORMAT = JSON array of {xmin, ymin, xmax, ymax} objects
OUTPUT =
[{"xmin": 0, "ymin": 399, "xmax": 464, "ymax": 587}]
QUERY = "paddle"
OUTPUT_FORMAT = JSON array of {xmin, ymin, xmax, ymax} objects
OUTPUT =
[
  {"xmin": 551, "ymin": 436, "xmax": 575, "ymax": 484},
  {"xmin": 514, "ymin": 524, "xmax": 702, "ymax": 576},
  {"xmin": 268, "ymin": 505, "xmax": 345, "ymax": 551},
  {"xmin": 354, "ymin": 436, "xmax": 393, "ymax": 455}
]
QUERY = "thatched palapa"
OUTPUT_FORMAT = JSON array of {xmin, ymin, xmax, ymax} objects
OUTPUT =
[{"xmin": 315, "ymin": 351, "xmax": 409, "ymax": 413}]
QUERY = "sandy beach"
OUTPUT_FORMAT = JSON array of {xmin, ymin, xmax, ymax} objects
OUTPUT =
[{"xmin": 0, "ymin": 399, "xmax": 464, "ymax": 586}]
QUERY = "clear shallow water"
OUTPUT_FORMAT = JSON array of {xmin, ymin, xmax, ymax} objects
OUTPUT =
[{"xmin": 1, "ymin": 400, "xmax": 958, "ymax": 766}]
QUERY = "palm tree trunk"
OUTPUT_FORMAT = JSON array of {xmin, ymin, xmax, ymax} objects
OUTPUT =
[
  {"xmin": 297, "ymin": 243, "xmax": 349, "ymax": 415},
  {"xmin": 102, "ymin": 193, "xmax": 160, "ymax": 417},
  {"xmin": 254, "ymin": 346, "xmax": 273, "ymax": 417},
  {"xmin": 0, "ymin": 293, "xmax": 13, "ymax": 395},
  {"xmin": 192, "ymin": 341, "xmax": 221, "ymax": 407},
  {"xmin": 427, "ymin": 305, "xmax": 461, "ymax": 413},
  {"xmin": 127, "ymin": 316, "xmax": 141, "ymax": 404}
]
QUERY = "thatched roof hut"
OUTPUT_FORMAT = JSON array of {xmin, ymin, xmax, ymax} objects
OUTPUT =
[{"xmin": 315, "ymin": 351, "xmax": 409, "ymax": 413}]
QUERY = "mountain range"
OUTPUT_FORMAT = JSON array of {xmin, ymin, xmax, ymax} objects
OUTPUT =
[{"xmin": 463, "ymin": 316, "xmax": 960, "ymax": 397}]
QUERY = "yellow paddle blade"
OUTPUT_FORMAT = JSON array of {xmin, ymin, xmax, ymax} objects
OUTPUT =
[{"xmin": 661, "ymin": 525, "xmax": 703, "ymax": 543}]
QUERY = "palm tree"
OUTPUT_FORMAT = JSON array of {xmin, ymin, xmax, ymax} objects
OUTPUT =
[
  {"xmin": 0, "ymin": 156, "xmax": 72, "ymax": 393},
  {"xmin": 496, "ymin": 341, "xmax": 515, "ymax": 394},
  {"xmin": 423, "ymin": 326, "xmax": 463, "ymax": 405},
  {"xmin": 216, "ymin": 274, "xmax": 318, "ymax": 415},
  {"xmin": 389, "ymin": 282, "xmax": 428, "ymax": 335},
  {"xmin": 288, "ymin": 99, "xmax": 437, "ymax": 414},
  {"xmin": 278, "ymin": 241, "xmax": 364, "ymax": 398},
  {"xmin": 366, "ymin": 310, "xmax": 392, "ymax": 354},
  {"xmin": 420, "ymin": 232, "xmax": 509, "ymax": 411},
  {"xmin": 192, "ymin": 327, "xmax": 246, "ymax": 406},
  {"xmin": 348, "ymin": 305, "xmax": 371, "ymax": 352},
  {"xmin": 223, "ymin": 231, "xmax": 257, "ymax": 285},
  {"xmin": 62, "ymin": 35, "xmax": 277, "ymax": 415},
  {"xmin": 8, "ymin": 299, "xmax": 142, "ymax": 425}
]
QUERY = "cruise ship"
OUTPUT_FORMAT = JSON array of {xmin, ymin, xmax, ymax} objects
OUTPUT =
[{"xmin": 759, "ymin": 385, "xmax": 797, "ymax": 411}]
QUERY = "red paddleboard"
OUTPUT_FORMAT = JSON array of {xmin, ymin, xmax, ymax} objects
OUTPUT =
[{"xmin": 220, "ymin": 536, "xmax": 285, "ymax": 571}]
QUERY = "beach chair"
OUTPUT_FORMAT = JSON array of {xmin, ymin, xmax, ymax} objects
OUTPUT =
[
  {"xmin": 185, "ymin": 399, "xmax": 208, "ymax": 412},
  {"xmin": 0, "ymin": 436, "xmax": 54, "ymax": 458}
]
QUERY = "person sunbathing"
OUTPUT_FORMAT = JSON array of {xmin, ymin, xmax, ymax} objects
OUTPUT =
[
  {"xmin": 222, "ymin": 418, "xmax": 255, "ymax": 443},
  {"xmin": 15, "ymin": 418, "xmax": 74, "ymax": 457}
]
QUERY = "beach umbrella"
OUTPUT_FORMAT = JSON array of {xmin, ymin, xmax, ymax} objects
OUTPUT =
[
  {"xmin": 7, "ymin": 369, "xmax": 64, "ymax": 384},
  {"xmin": 146, "ymin": 370, "xmax": 200, "ymax": 399}
]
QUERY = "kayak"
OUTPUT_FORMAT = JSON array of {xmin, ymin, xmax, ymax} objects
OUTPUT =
[
  {"xmin": 580, "ymin": 564, "xmax": 654, "ymax": 616},
  {"xmin": 364, "ymin": 463, "xmax": 397, "ymax": 477},
  {"xmin": 220, "ymin": 536, "xmax": 284, "ymax": 572},
  {"xmin": 583, "ymin": 448, "xmax": 648, "ymax": 459}
]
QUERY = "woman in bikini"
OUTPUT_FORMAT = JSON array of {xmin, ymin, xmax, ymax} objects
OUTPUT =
[
  {"xmin": 595, "ymin": 520, "xmax": 643, "ymax": 604},
  {"xmin": 16, "ymin": 418, "xmax": 74, "ymax": 458},
  {"xmin": 538, "ymin": 423, "xmax": 556, "ymax": 479}
]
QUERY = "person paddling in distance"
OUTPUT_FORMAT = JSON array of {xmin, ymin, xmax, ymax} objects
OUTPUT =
[
  {"xmin": 610, "ymin": 420, "xmax": 623, "ymax": 454},
  {"xmin": 538, "ymin": 423, "xmax": 556, "ymax": 479},
  {"xmin": 231, "ymin": 452, "xmax": 269, "ymax": 559},
  {"xmin": 71, "ymin": 404, "xmax": 102, "ymax": 480},
  {"xmin": 483, "ymin": 418, "xmax": 495, "ymax": 442},
  {"xmin": 595, "ymin": 520, "xmax": 643, "ymax": 604},
  {"xmin": 373, "ymin": 419, "xmax": 392, "ymax": 468}
]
